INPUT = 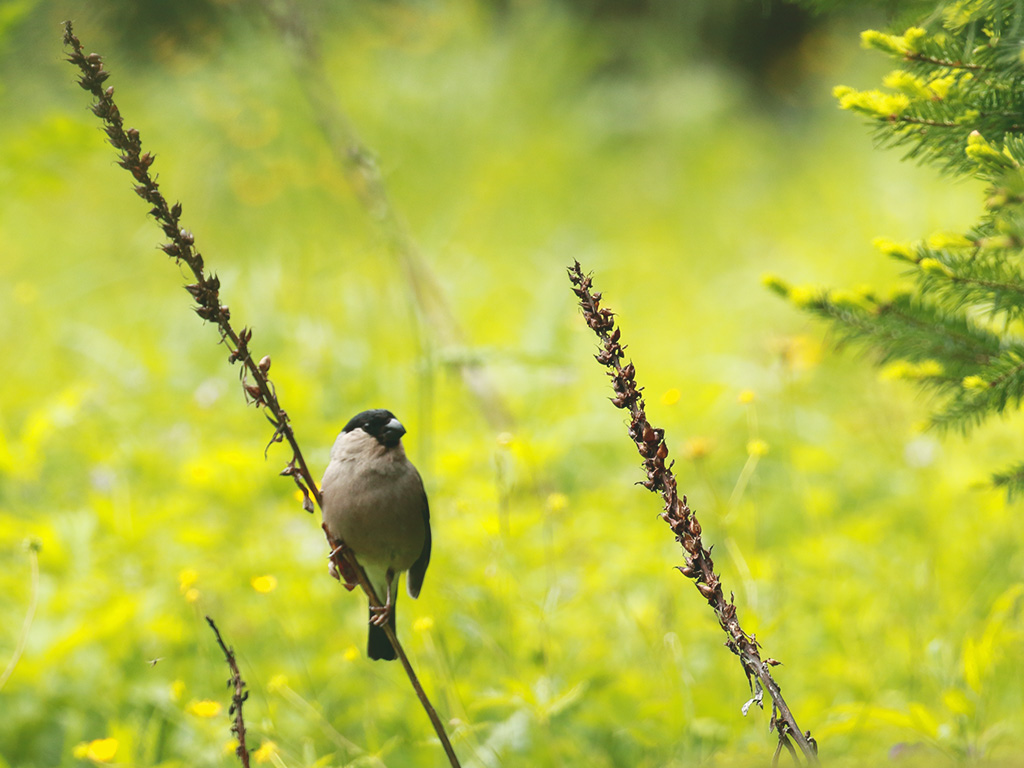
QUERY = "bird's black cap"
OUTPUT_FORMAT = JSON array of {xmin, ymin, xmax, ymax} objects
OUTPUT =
[{"xmin": 343, "ymin": 409, "xmax": 407, "ymax": 447}]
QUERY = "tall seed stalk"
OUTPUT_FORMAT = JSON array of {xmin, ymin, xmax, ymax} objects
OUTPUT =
[{"xmin": 62, "ymin": 21, "xmax": 462, "ymax": 768}]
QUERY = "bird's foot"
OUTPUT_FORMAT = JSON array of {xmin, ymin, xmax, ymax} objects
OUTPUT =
[
  {"xmin": 369, "ymin": 603, "xmax": 392, "ymax": 627},
  {"xmin": 326, "ymin": 546, "xmax": 359, "ymax": 591}
]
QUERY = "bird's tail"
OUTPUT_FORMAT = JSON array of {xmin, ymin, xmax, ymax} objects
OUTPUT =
[{"xmin": 368, "ymin": 604, "xmax": 397, "ymax": 661}]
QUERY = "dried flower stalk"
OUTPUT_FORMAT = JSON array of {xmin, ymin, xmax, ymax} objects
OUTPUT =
[
  {"xmin": 568, "ymin": 261, "xmax": 818, "ymax": 764},
  {"xmin": 206, "ymin": 617, "xmax": 251, "ymax": 768},
  {"xmin": 62, "ymin": 22, "xmax": 460, "ymax": 768}
]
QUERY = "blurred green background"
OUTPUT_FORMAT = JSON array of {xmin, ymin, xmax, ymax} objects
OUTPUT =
[{"xmin": 2, "ymin": 1, "xmax": 1023, "ymax": 766}]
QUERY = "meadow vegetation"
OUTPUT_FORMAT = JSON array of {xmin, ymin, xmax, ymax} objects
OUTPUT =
[{"xmin": 1, "ymin": 2, "xmax": 1022, "ymax": 766}]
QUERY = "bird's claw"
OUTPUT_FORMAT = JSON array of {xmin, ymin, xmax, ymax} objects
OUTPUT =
[{"xmin": 369, "ymin": 604, "xmax": 392, "ymax": 627}]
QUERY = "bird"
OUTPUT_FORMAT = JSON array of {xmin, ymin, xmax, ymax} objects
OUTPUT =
[{"xmin": 320, "ymin": 409, "xmax": 431, "ymax": 661}]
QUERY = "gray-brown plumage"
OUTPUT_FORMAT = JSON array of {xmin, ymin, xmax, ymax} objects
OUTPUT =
[{"xmin": 321, "ymin": 409, "xmax": 431, "ymax": 661}]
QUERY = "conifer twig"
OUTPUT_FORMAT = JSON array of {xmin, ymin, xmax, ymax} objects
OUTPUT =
[
  {"xmin": 568, "ymin": 261, "xmax": 818, "ymax": 764},
  {"xmin": 61, "ymin": 22, "xmax": 461, "ymax": 767},
  {"xmin": 205, "ymin": 617, "xmax": 251, "ymax": 768}
]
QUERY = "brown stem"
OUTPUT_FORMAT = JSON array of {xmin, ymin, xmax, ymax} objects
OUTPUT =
[
  {"xmin": 904, "ymin": 52, "xmax": 987, "ymax": 71},
  {"xmin": 323, "ymin": 528, "xmax": 461, "ymax": 768},
  {"xmin": 205, "ymin": 617, "xmax": 251, "ymax": 768},
  {"xmin": 567, "ymin": 261, "xmax": 818, "ymax": 764},
  {"xmin": 62, "ymin": 21, "xmax": 461, "ymax": 768}
]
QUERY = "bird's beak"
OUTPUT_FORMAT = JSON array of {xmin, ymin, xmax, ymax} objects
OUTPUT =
[{"xmin": 381, "ymin": 417, "xmax": 406, "ymax": 446}]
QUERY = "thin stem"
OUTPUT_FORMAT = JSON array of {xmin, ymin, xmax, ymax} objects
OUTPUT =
[
  {"xmin": 205, "ymin": 617, "xmax": 251, "ymax": 768},
  {"xmin": 895, "ymin": 116, "xmax": 961, "ymax": 128},
  {"xmin": 904, "ymin": 52, "xmax": 987, "ymax": 71},
  {"xmin": 0, "ymin": 539, "xmax": 40, "ymax": 693},
  {"xmin": 62, "ymin": 22, "xmax": 460, "ymax": 768},
  {"xmin": 568, "ymin": 262, "xmax": 818, "ymax": 764},
  {"xmin": 322, "ymin": 529, "xmax": 461, "ymax": 768}
]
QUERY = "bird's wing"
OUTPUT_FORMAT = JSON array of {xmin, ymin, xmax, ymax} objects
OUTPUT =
[{"xmin": 406, "ymin": 482, "xmax": 431, "ymax": 599}]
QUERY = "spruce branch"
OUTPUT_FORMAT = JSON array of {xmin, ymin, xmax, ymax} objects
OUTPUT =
[
  {"xmin": 992, "ymin": 461, "xmax": 1024, "ymax": 498},
  {"xmin": 205, "ymin": 617, "xmax": 251, "ymax": 768},
  {"xmin": 838, "ymin": 20, "xmax": 1024, "ymax": 177},
  {"xmin": 902, "ymin": 52, "xmax": 987, "ymax": 72},
  {"xmin": 774, "ymin": 282, "xmax": 1001, "ymax": 369},
  {"xmin": 62, "ymin": 22, "xmax": 461, "ymax": 767},
  {"xmin": 930, "ymin": 348, "xmax": 1024, "ymax": 432},
  {"xmin": 568, "ymin": 262, "xmax": 818, "ymax": 764}
]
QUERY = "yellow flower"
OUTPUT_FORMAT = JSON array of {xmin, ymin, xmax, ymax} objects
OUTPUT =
[
  {"xmin": 661, "ymin": 388, "xmax": 682, "ymax": 406},
  {"xmin": 170, "ymin": 679, "xmax": 186, "ymax": 702},
  {"xmin": 343, "ymin": 645, "xmax": 360, "ymax": 662},
  {"xmin": 74, "ymin": 738, "xmax": 118, "ymax": 763},
  {"xmin": 253, "ymin": 741, "xmax": 279, "ymax": 764},
  {"xmin": 188, "ymin": 699, "xmax": 223, "ymax": 718},
  {"xmin": 747, "ymin": 439, "xmax": 770, "ymax": 458},
  {"xmin": 251, "ymin": 575, "xmax": 278, "ymax": 594},
  {"xmin": 684, "ymin": 437, "xmax": 711, "ymax": 461},
  {"xmin": 774, "ymin": 335, "xmax": 822, "ymax": 372},
  {"xmin": 178, "ymin": 568, "xmax": 199, "ymax": 593},
  {"xmin": 737, "ymin": 389, "xmax": 756, "ymax": 405},
  {"xmin": 962, "ymin": 375, "xmax": 988, "ymax": 391},
  {"xmin": 414, "ymin": 615, "xmax": 435, "ymax": 632},
  {"xmin": 185, "ymin": 588, "xmax": 201, "ymax": 604},
  {"xmin": 545, "ymin": 492, "xmax": 569, "ymax": 512}
]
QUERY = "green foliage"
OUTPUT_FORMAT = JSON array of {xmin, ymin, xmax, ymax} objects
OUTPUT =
[
  {"xmin": 782, "ymin": 0, "xmax": 1024, "ymax": 497},
  {"xmin": 834, "ymin": 4, "xmax": 1024, "ymax": 175},
  {"xmin": 3, "ymin": 1, "xmax": 1024, "ymax": 767}
]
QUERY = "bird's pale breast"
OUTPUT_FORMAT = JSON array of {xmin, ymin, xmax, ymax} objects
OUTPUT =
[{"xmin": 321, "ymin": 454, "xmax": 426, "ymax": 572}]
